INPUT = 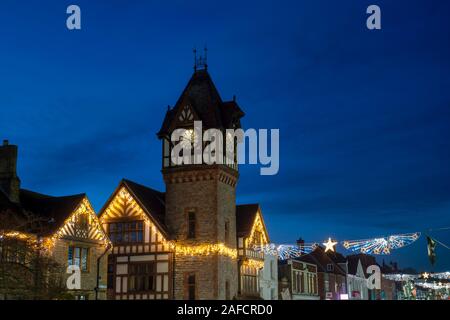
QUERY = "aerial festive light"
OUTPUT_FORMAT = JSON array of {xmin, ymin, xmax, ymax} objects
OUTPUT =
[
  {"xmin": 253, "ymin": 243, "xmax": 318, "ymax": 260},
  {"xmin": 422, "ymin": 272, "xmax": 430, "ymax": 280},
  {"xmin": 342, "ymin": 232, "xmax": 420, "ymax": 255},
  {"xmin": 323, "ymin": 238, "xmax": 338, "ymax": 252}
]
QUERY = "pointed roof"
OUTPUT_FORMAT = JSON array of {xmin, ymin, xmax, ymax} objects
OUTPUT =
[
  {"xmin": 1, "ymin": 188, "xmax": 87, "ymax": 236},
  {"xmin": 347, "ymin": 253, "xmax": 378, "ymax": 277},
  {"xmin": 236, "ymin": 204, "xmax": 270, "ymax": 242},
  {"xmin": 157, "ymin": 69, "xmax": 244, "ymax": 137},
  {"xmin": 98, "ymin": 179, "xmax": 168, "ymax": 237},
  {"xmin": 19, "ymin": 189, "xmax": 86, "ymax": 236},
  {"xmin": 297, "ymin": 246, "xmax": 346, "ymax": 275}
]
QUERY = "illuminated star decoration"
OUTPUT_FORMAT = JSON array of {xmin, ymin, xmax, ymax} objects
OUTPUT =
[
  {"xmin": 342, "ymin": 232, "xmax": 420, "ymax": 255},
  {"xmin": 323, "ymin": 238, "xmax": 338, "ymax": 252},
  {"xmin": 422, "ymin": 272, "xmax": 429, "ymax": 280},
  {"xmin": 253, "ymin": 243, "xmax": 318, "ymax": 260}
]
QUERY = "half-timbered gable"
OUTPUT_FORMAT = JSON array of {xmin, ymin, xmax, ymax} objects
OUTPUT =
[
  {"xmin": 0, "ymin": 156, "xmax": 111, "ymax": 301},
  {"xmin": 98, "ymin": 179, "xmax": 172, "ymax": 300},
  {"xmin": 236, "ymin": 204, "xmax": 270, "ymax": 298},
  {"xmin": 18, "ymin": 191, "xmax": 111, "ymax": 300}
]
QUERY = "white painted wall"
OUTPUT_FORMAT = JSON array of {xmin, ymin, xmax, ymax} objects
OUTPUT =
[{"xmin": 259, "ymin": 254, "xmax": 278, "ymax": 300}]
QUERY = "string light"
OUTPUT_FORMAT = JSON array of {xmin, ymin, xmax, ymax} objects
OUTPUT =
[
  {"xmin": 323, "ymin": 238, "xmax": 338, "ymax": 252},
  {"xmin": 383, "ymin": 272, "xmax": 450, "ymax": 281},
  {"xmin": 243, "ymin": 259, "xmax": 264, "ymax": 269},
  {"xmin": 245, "ymin": 211, "xmax": 269, "ymax": 248},
  {"xmin": 172, "ymin": 242, "xmax": 237, "ymax": 259},
  {"xmin": 254, "ymin": 243, "xmax": 317, "ymax": 260},
  {"xmin": 342, "ymin": 232, "xmax": 420, "ymax": 255}
]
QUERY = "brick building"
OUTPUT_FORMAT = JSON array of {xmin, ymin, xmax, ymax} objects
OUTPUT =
[
  {"xmin": 298, "ymin": 246, "xmax": 347, "ymax": 300},
  {"xmin": 278, "ymin": 259, "xmax": 319, "ymax": 300},
  {"xmin": 99, "ymin": 64, "xmax": 272, "ymax": 300}
]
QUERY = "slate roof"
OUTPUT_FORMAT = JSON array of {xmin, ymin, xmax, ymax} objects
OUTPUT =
[
  {"xmin": 0, "ymin": 188, "xmax": 85, "ymax": 236},
  {"xmin": 157, "ymin": 69, "xmax": 244, "ymax": 137},
  {"xmin": 347, "ymin": 253, "xmax": 378, "ymax": 277},
  {"xmin": 122, "ymin": 179, "xmax": 167, "ymax": 234},
  {"xmin": 236, "ymin": 204, "xmax": 260, "ymax": 238}
]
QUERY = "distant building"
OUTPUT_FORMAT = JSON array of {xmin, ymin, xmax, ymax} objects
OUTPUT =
[
  {"xmin": 298, "ymin": 246, "xmax": 347, "ymax": 300},
  {"xmin": 278, "ymin": 259, "xmax": 319, "ymax": 300},
  {"xmin": 346, "ymin": 255, "xmax": 369, "ymax": 300}
]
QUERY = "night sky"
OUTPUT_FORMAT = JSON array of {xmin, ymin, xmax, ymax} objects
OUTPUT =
[{"xmin": 1, "ymin": 0, "xmax": 449, "ymax": 271}]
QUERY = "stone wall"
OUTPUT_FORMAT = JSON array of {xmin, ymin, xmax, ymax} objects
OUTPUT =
[
  {"xmin": 164, "ymin": 165, "xmax": 239, "ymax": 299},
  {"xmin": 51, "ymin": 238, "xmax": 109, "ymax": 300}
]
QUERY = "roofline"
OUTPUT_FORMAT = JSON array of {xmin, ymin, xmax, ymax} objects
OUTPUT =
[
  {"xmin": 97, "ymin": 179, "xmax": 169, "ymax": 239},
  {"xmin": 237, "ymin": 203, "xmax": 271, "ymax": 244}
]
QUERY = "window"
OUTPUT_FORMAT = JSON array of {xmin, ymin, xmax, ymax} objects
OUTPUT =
[
  {"xmin": 187, "ymin": 212, "xmax": 196, "ymax": 239},
  {"xmin": 270, "ymin": 260, "xmax": 276, "ymax": 279},
  {"xmin": 187, "ymin": 274, "xmax": 196, "ymax": 300},
  {"xmin": 327, "ymin": 264, "xmax": 334, "ymax": 272},
  {"xmin": 224, "ymin": 220, "xmax": 230, "ymax": 244},
  {"xmin": 292, "ymin": 270, "xmax": 303, "ymax": 294},
  {"xmin": 128, "ymin": 262, "xmax": 156, "ymax": 292},
  {"xmin": 252, "ymin": 230, "xmax": 262, "ymax": 246},
  {"xmin": 68, "ymin": 246, "xmax": 89, "ymax": 271},
  {"xmin": 108, "ymin": 221, "xmax": 144, "ymax": 244}
]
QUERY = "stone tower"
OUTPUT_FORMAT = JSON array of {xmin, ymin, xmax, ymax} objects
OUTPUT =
[
  {"xmin": 0, "ymin": 140, "xmax": 21, "ymax": 203},
  {"xmin": 157, "ymin": 64, "xmax": 244, "ymax": 299}
]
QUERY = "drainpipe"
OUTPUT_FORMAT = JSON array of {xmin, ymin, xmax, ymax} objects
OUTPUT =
[{"xmin": 95, "ymin": 243, "xmax": 111, "ymax": 300}]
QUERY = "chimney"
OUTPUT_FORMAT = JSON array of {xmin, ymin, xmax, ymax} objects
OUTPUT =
[
  {"xmin": 296, "ymin": 237, "xmax": 305, "ymax": 253},
  {"xmin": 0, "ymin": 140, "xmax": 21, "ymax": 203}
]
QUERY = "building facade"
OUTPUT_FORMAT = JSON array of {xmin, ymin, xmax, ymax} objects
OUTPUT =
[
  {"xmin": 99, "ymin": 65, "xmax": 272, "ymax": 300},
  {"xmin": 0, "ymin": 141, "xmax": 110, "ymax": 300},
  {"xmin": 278, "ymin": 259, "xmax": 319, "ymax": 300}
]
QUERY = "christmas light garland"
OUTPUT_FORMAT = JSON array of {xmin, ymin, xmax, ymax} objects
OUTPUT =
[
  {"xmin": 254, "ymin": 232, "xmax": 421, "ymax": 260},
  {"xmin": 254, "ymin": 243, "xmax": 317, "ymax": 260},
  {"xmin": 342, "ymin": 232, "xmax": 420, "ymax": 255}
]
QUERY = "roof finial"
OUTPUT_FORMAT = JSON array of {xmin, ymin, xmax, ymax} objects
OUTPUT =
[
  {"xmin": 193, "ymin": 48, "xmax": 197, "ymax": 71},
  {"xmin": 193, "ymin": 45, "xmax": 208, "ymax": 71}
]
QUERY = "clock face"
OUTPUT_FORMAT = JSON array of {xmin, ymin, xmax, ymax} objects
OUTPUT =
[
  {"xmin": 180, "ymin": 128, "xmax": 198, "ymax": 148},
  {"xmin": 178, "ymin": 105, "xmax": 194, "ymax": 122}
]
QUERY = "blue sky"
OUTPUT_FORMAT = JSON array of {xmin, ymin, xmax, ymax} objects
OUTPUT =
[{"xmin": 1, "ymin": 0, "xmax": 449, "ymax": 271}]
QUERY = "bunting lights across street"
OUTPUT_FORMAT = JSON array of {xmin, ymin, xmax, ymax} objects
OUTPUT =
[{"xmin": 254, "ymin": 232, "xmax": 421, "ymax": 260}]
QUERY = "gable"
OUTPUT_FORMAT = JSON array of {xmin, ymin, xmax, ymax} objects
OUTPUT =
[
  {"xmin": 98, "ymin": 181, "xmax": 168, "ymax": 239},
  {"xmin": 356, "ymin": 260, "xmax": 366, "ymax": 278},
  {"xmin": 52, "ymin": 197, "xmax": 109, "ymax": 245},
  {"xmin": 245, "ymin": 208, "xmax": 270, "ymax": 248}
]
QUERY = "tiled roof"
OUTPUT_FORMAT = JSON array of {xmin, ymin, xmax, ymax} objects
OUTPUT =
[
  {"xmin": 19, "ymin": 189, "xmax": 85, "ymax": 236},
  {"xmin": 0, "ymin": 188, "xmax": 85, "ymax": 236},
  {"xmin": 157, "ymin": 69, "xmax": 244, "ymax": 137},
  {"xmin": 122, "ymin": 179, "xmax": 167, "ymax": 235}
]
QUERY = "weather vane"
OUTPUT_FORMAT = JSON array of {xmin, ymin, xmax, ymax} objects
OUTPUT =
[{"xmin": 194, "ymin": 46, "xmax": 208, "ymax": 71}]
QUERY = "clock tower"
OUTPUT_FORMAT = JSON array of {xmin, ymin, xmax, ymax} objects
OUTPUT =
[{"xmin": 157, "ymin": 60, "xmax": 244, "ymax": 299}]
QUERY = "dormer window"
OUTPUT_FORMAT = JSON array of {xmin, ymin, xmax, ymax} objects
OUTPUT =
[{"xmin": 327, "ymin": 264, "xmax": 334, "ymax": 272}]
